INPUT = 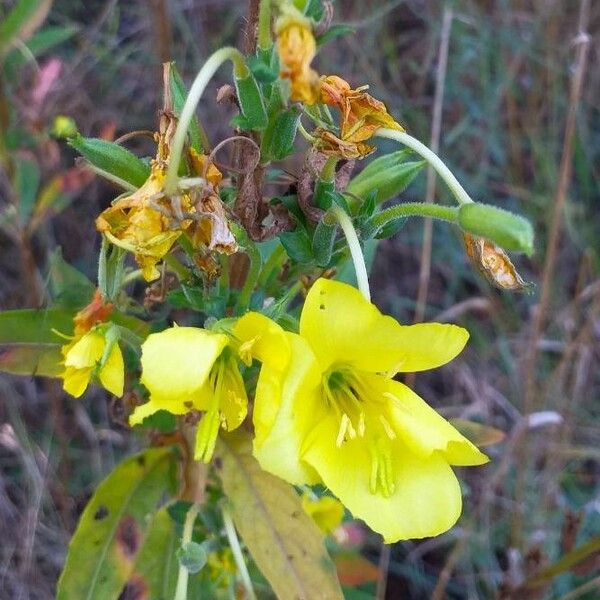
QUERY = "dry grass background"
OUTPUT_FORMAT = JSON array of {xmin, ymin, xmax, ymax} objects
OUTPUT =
[{"xmin": 0, "ymin": 1, "xmax": 599, "ymax": 598}]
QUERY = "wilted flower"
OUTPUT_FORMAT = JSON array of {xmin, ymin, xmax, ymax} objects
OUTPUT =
[
  {"xmin": 235, "ymin": 278, "xmax": 488, "ymax": 542},
  {"xmin": 463, "ymin": 233, "xmax": 533, "ymax": 291},
  {"xmin": 320, "ymin": 75, "xmax": 404, "ymax": 143},
  {"xmin": 276, "ymin": 13, "xmax": 320, "ymax": 104},
  {"xmin": 129, "ymin": 326, "xmax": 247, "ymax": 462},
  {"xmin": 313, "ymin": 128, "xmax": 376, "ymax": 159}
]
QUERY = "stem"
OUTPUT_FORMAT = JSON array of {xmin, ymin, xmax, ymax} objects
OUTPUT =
[
  {"xmin": 222, "ymin": 505, "xmax": 257, "ymax": 600},
  {"xmin": 331, "ymin": 205, "xmax": 371, "ymax": 302},
  {"xmin": 258, "ymin": 0, "xmax": 273, "ymax": 50},
  {"xmin": 371, "ymin": 203, "xmax": 458, "ymax": 227},
  {"xmin": 320, "ymin": 156, "xmax": 338, "ymax": 183},
  {"xmin": 174, "ymin": 503, "xmax": 200, "ymax": 600},
  {"xmin": 236, "ymin": 237, "xmax": 262, "ymax": 314},
  {"xmin": 376, "ymin": 129, "xmax": 474, "ymax": 206},
  {"xmin": 98, "ymin": 236, "xmax": 109, "ymax": 299},
  {"xmin": 164, "ymin": 253, "xmax": 189, "ymax": 281},
  {"xmin": 165, "ymin": 47, "xmax": 248, "ymax": 194},
  {"xmin": 257, "ymin": 243, "xmax": 286, "ymax": 287}
]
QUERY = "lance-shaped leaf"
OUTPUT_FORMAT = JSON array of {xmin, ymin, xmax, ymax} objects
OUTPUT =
[
  {"xmin": 235, "ymin": 74, "xmax": 268, "ymax": 130},
  {"xmin": 346, "ymin": 150, "xmax": 425, "ymax": 204},
  {"xmin": 216, "ymin": 433, "xmax": 343, "ymax": 600},
  {"xmin": 69, "ymin": 136, "xmax": 151, "ymax": 189},
  {"xmin": 56, "ymin": 447, "xmax": 176, "ymax": 600}
]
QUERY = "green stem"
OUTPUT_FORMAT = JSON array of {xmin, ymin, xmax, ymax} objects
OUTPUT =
[
  {"xmin": 376, "ymin": 129, "xmax": 474, "ymax": 206},
  {"xmin": 257, "ymin": 243, "xmax": 286, "ymax": 288},
  {"xmin": 371, "ymin": 203, "xmax": 459, "ymax": 227},
  {"xmin": 164, "ymin": 254, "xmax": 189, "ymax": 281},
  {"xmin": 331, "ymin": 205, "xmax": 371, "ymax": 302},
  {"xmin": 258, "ymin": 0, "xmax": 273, "ymax": 50},
  {"xmin": 174, "ymin": 503, "xmax": 200, "ymax": 600},
  {"xmin": 165, "ymin": 47, "xmax": 248, "ymax": 194},
  {"xmin": 237, "ymin": 238, "xmax": 262, "ymax": 314},
  {"xmin": 222, "ymin": 505, "xmax": 257, "ymax": 600},
  {"xmin": 98, "ymin": 236, "xmax": 109, "ymax": 299}
]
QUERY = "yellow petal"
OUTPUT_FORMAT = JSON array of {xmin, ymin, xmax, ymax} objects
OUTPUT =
[
  {"xmin": 64, "ymin": 330, "xmax": 105, "ymax": 369},
  {"xmin": 382, "ymin": 379, "xmax": 489, "ymax": 466},
  {"xmin": 129, "ymin": 396, "xmax": 189, "ymax": 427},
  {"xmin": 234, "ymin": 312, "xmax": 291, "ymax": 371},
  {"xmin": 301, "ymin": 415, "xmax": 463, "ymax": 542},
  {"xmin": 300, "ymin": 278, "xmax": 469, "ymax": 373},
  {"xmin": 140, "ymin": 327, "xmax": 228, "ymax": 405},
  {"xmin": 253, "ymin": 332, "xmax": 321, "ymax": 486},
  {"xmin": 62, "ymin": 366, "xmax": 92, "ymax": 398},
  {"xmin": 301, "ymin": 493, "xmax": 345, "ymax": 534},
  {"xmin": 98, "ymin": 343, "xmax": 125, "ymax": 397}
]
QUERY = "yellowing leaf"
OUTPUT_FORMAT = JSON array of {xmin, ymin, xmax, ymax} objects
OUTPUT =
[
  {"xmin": 56, "ymin": 447, "xmax": 176, "ymax": 600},
  {"xmin": 217, "ymin": 432, "xmax": 343, "ymax": 600}
]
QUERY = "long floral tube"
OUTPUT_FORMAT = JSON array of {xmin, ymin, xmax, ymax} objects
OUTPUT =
[
  {"xmin": 164, "ymin": 47, "xmax": 248, "ymax": 194},
  {"xmin": 376, "ymin": 128, "xmax": 475, "ymax": 206}
]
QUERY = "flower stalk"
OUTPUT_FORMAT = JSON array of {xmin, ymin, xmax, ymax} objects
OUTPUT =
[
  {"xmin": 376, "ymin": 128, "xmax": 474, "ymax": 206},
  {"xmin": 174, "ymin": 502, "xmax": 200, "ymax": 600}
]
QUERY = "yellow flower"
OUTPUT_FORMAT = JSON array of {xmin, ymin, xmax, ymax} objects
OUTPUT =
[
  {"xmin": 61, "ymin": 326, "xmax": 124, "ymax": 398},
  {"xmin": 129, "ymin": 326, "xmax": 247, "ymax": 462},
  {"xmin": 301, "ymin": 492, "xmax": 345, "ymax": 534},
  {"xmin": 235, "ymin": 278, "xmax": 488, "ymax": 543},
  {"xmin": 276, "ymin": 14, "xmax": 320, "ymax": 104}
]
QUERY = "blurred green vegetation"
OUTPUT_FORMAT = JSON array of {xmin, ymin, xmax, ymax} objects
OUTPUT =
[{"xmin": 0, "ymin": 0, "xmax": 598, "ymax": 598}]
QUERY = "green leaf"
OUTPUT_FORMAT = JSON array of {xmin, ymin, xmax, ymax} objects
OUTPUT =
[
  {"xmin": 6, "ymin": 25, "xmax": 78, "ymax": 69},
  {"xmin": 14, "ymin": 157, "xmax": 40, "ymax": 222},
  {"xmin": 169, "ymin": 63, "xmax": 207, "ymax": 153},
  {"xmin": 261, "ymin": 107, "xmax": 300, "ymax": 161},
  {"xmin": 235, "ymin": 74, "xmax": 268, "ymax": 130},
  {"xmin": 279, "ymin": 227, "xmax": 314, "ymax": 263},
  {"xmin": 217, "ymin": 433, "xmax": 343, "ymax": 600},
  {"xmin": 68, "ymin": 136, "xmax": 151, "ymax": 188},
  {"xmin": 373, "ymin": 216, "xmax": 407, "ymax": 240},
  {"xmin": 0, "ymin": 308, "xmax": 74, "ymax": 344},
  {"xmin": 125, "ymin": 508, "xmax": 179, "ymax": 599},
  {"xmin": 303, "ymin": 0, "xmax": 324, "ymax": 21},
  {"xmin": 458, "ymin": 203, "xmax": 534, "ymax": 255},
  {"xmin": 317, "ymin": 25, "xmax": 355, "ymax": 47},
  {"xmin": 48, "ymin": 248, "xmax": 96, "ymax": 308},
  {"xmin": 346, "ymin": 150, "xmax": 425, "ymax": 203},
  {"xmin": 0, "ymin": 0, "xmax": 51, "ymax": 56},
  {"xmin": 56, "ymin": 447, "xmax": 176, "ymax": 600},
  {"xmin": 312, "ymin": 220, "xmax": 337, "ymax": 267},
  {"xmin": 247, "ymin": 55, "xmax": 279, "ymax": 84},
  {"xmin": 0, "ymin": 344, "xmax": 62, "ymax": 376}
]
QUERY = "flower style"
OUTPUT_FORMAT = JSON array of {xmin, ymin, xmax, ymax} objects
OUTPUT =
[
  {"xmin": 276, "ymin": 13, "xmax": 320, "ymax": 104},
  {"xmin": 60, "ymin": 291, "xmax": 124, "ymax": 398},
  {"xmin": 129, "ymin": 326, "xmax": 247, "ymax": 462},
  {"xmin": 235, "ymin": 278, "xmax": 488, "ymax": 542}
]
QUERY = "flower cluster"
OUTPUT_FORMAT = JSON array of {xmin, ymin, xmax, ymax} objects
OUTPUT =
[{"xmin": 125, "ymin": 278, "xmax": 487, "ymax": 542}]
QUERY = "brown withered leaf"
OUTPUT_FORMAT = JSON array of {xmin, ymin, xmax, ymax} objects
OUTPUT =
[{"xmin": 464, "ymin": 234, "xmax": 534, "ymax": 292}]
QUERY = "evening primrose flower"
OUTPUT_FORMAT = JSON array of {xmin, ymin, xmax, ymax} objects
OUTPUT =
[
  {"xmin": 301, "ymin": 492, "xmax": 345, "ymax": 535},
  {"xmin": 129, "ymin": 327, "xmax": 247, "ymax": 462},
  {"xmin": 276, "ymin": 13, "xmax": 320, "ymax": 104},
  {"xmin": 235, "ymin": 278, "xmax": 488, "ymax": 542},
  {"xmin": 60, "ymin": 290, "xmax": 124, "ymax": 398}
]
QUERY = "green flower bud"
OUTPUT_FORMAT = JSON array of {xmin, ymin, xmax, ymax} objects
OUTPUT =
[
  {"xmin": 458, "ymin": 203, "xmax": 534, "ymax": 255},
  {"xmin": 52, "ymin": 115, "xmax": 78, "ymax": 139}
]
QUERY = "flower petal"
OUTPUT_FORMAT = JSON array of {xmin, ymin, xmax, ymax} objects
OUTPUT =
[
  {"xmin": 300, "ymin": 278, "xmax": 469, "ymax": 373},
  {"xmin": 383, "ymin": 379, "xmax": 489, "ymax": 466},
  {"xmin": 301, "ymin": 416, "xmax": 463, "ymax": 542},
  {"xmin": 64, "ymin": 330, "xmax": 105, "ymax": 369},
  {"xmin": 140, "ymin": 327, "xmax": 228, "ymax": 404},
  {"xmin": 253, "ymin": 332, "xmax": 321, "ymax": 486},
  {"xmin": 63, "ymin": 366, "xmax": 92, "ymax": 398},
  {"xmin": 98, "ymin": 343, "xmax": 124, "ymax": 397}
]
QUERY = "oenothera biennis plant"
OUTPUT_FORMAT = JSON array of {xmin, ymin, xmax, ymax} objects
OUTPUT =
[{"xmin": 0, "ymin": 1, "xmax": 535, "ymax": 598}]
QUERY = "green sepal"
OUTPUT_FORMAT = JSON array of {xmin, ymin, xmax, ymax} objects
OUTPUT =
[
  {"xmin": 346, "ymin": 150, "xmax": 425, "ymax": 204},
  {"xmin": 234, "ymin": 74, "xmax": 268, "ymax": 130},
  {"xmin": 247, "ymin": 55, "xmax": 279, "ymax": 84},
  {"xmin": 313, "ymin": 179, "xmax": 335, "ymax": 210},
  {"xmin": 279, "ymin": 226, "xmax": 314, "ymax": 263},
  {"xmin": 458, "ymin": 203, "xmax": 534, "ymax": 255},
  {"xmin": 261, "ymin": 106, "xmax": 300, "ymax": 161},
  {"xmin": 68, "ymin": 135, "xmax": 151, "ymax": 188}
]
